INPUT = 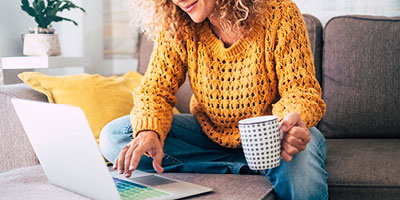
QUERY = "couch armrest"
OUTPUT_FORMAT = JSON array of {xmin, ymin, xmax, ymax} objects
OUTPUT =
[{"xmin": 0, "ymin": 83, "xmax": 48, "ymax": 172}]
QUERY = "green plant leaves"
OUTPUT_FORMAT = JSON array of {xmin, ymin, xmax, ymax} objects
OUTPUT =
[
  {"xmin": 20, "ymin": 0, "xmax": 86, "ymax": 29},
  {"xmin": 58, "ymin": 0, "xmax": 86, "ymax": 13},
  {"xmin": 53, "ymin": 16, "xmax": 78, "ymax": 26},
  {"xmin": 30, "ymin": 0, "xmax": 48, "ymax": 28},
  {"xmin": 44, "ymin": 1, "xmax": 60, "ymax": 16},
  {"xmin": 21, "ymin": 0, "xmax": 36, "ymax": 17},
  {"xmin": 33, "ymin": 0, "xmax": 45, "ymax": 12}
]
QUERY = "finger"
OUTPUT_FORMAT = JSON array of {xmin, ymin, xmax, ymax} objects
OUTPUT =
[
  {"xmin": 284, "ymin": 134, "xmax": 304, "ymax": 150},
  {"xmin": 282, "ymin": 140, "xmax": 300, "ymax": 156},
  {"xmin": 281, "ymin": 149, "xmax": 292, "ymax": 162},
  {"xmin": 117, "ymin": 145, "xmax": 130, "ymax": 173},
  {"xmin": 150, "ymin": 148, "xmax": 164, "ymax": 173},
  {"xmin": 279, "ymin": 129, "xmax": 285, "ymax": 141},
  {"xmin": 113, "ymin": 156, "xmax": 118, "ymax": 169},
  {"xmin": 288, "ymin": 126, "xmax": 311, "ymax": 144},
  {"xmin": 129, "ymin": 147, "xmax": 146, "ymax": 172},
  {"xmin": 280, "ymin": 112, "xmax": 301, "ymax": 132},
  {"xmin": 124, "ymin": 144, "xmax": 137, "ymax": 175},
  {"xmin": 117, "ymin": 153, "xmax": 125, "ymax": 173},
  {"xmin": 285, "ymin": 136, "xmax": 307, "ymax": 152}
]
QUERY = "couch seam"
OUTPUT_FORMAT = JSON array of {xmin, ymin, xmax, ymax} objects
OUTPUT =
[
  {"xmin": 309, "ymin": 15, "xmax": 317, "ymax": 60},
  {"xmin": 325, "ymin": 15, "xmax": 400, "ymax": 30},
  {"xmin": 259, "ymin": 187, "xmax": 275, "ymax": 200},
  {"xmin": 0, "ymin": 91, "xmax": 19, "ymax": 99},
  {"xmin": 324, "ymin": 15, "xmax": 400, "ymax": 39},
  {"xmin": 333, "ymin": 15, "xmax": 400, "ymax": 22},
  {"xmin": 328, "ymin": 183, "xmax": 400, "ymax": 188}
]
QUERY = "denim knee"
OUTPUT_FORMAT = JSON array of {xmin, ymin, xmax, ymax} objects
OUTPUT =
[
  {"xmin": 309, "ymin": 127, "xmax": 326, "ymax": 143},
  {"xmin": 266, "ymin": 127, "xmax": 328, "ymax": 200},
  {"xmin": 99, "ymin": 115, "xmax": 132, "ymax": 164},
  {"xmin": 309, "ymin": 127, "xmax": 327, "ymax": 159}
]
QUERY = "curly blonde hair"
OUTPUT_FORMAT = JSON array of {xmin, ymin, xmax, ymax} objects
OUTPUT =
[{"xmin": 130, "ymin": 0, "xmax": 268, "ymax": 42}]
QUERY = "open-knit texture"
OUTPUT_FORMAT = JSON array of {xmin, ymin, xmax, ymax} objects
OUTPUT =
[{"xmin": 130, "ymin": 0, "xmax": 325, "ymax": 148}]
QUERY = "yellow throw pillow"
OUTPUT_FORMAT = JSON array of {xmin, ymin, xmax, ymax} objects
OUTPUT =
[{"xmin": 18, "ymin": 71, "xmax": 180, "ymax": 144}]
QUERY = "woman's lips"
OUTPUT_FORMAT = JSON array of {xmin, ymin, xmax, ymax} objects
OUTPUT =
[{"xmin": 184, "ymin": 1, "xmax": 198, "ymax": 13}]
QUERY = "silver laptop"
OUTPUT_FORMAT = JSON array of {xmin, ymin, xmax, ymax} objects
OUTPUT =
[{"xmin": 12, "ymin": 98, "xmax": 212, "ymax": 200}]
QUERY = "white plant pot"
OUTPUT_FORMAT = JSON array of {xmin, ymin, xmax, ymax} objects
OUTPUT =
[{"xmin": 23, "ymin": 34, "xmax": 61, "ymax": 56}]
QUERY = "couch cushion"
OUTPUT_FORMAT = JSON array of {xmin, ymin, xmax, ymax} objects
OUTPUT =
[
  {"xmin": 320, "ymin": 15, "xmax": 400, "ymax": 138},
  {"xmin": 0, "ymin": 83, "xmax": 47, "ymax": 172},
  {"xmin": 138, "ymin": 14, "xmax": 323, "ymax": 113},
  {"xmin": 326, "ymin": 139, "xmax": 400, "ymax": 200},
  {"xmin": 0, "ymin": 165, "xmax": 89, "ymax": 199},
  {"xmin": 303, "ymin": 14, "xmax": 323, "ymax": 85},
  {"xmin": 17, "ymin": 71, "xmax": 181, "ymax": 145},
  {"xmin": 0, "ymin": 165, "xmax": 274, "ymax": 200}
]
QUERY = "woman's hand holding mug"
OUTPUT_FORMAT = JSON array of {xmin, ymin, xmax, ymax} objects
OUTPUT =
[{"xmin": 279, "ymin": 112, "xmax": 311, "ymax": 162}]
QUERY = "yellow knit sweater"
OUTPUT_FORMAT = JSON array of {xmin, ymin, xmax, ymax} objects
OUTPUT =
[{"xmin": 130, "ymin": 0, "xmax": 326, "ymax": 148}]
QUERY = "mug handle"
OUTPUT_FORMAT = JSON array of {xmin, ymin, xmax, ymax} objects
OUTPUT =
[
  {"xmin": 278, "ymin": 120, "xmax": 285, "ymax": 141},
  {"xmin": 278, "ymin": 120, "xmax": 284, "ymax": 130}
]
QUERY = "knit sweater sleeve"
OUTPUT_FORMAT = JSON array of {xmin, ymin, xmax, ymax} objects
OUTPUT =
[
  {"xmin": 272, "ymin": 1, "xmax": 326, "ymax": 127},
  {"xmin": 130, "ymin": 33, "xmax": 187, "ymax": 146}
]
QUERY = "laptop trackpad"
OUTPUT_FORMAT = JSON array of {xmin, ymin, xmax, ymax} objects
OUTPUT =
[{"xmin": 132, "ymin": 175, "xmax": 176, "ymax": 186}]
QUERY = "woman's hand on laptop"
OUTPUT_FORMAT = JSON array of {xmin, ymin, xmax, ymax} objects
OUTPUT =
[{"xmin": 113, "ymin": 130, "xmax": 164, "ymax": 177}]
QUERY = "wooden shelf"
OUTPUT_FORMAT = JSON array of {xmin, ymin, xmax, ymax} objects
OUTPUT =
[{"xmin": 1, "ymin": 56, "xmax": 89, "ymax": 69}]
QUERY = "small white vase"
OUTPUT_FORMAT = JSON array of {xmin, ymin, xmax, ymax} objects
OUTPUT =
[{"xmin": 22, "ymin": 34, "xmax": 61, "ymax": 56}]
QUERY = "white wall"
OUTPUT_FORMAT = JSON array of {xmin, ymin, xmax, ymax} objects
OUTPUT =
[
  {"xmin": 82, "ymin": 0, "xmax": 104, "ymax": 75},
  {"xmin": 0, "ymin": 0, "xmax": 35, "ymax": 84},
  {"xmin": 0, "ymin": 1, "xmax": 35, "ymax": 57},
  {"xmin": 2, "ymin": 0, "xmax": 399, "ymax": 83},
  {"xmin": 0, "ymin": 50, "xmax": 3, "ymax": 84},
  {"xmin": 293, "ymin": 0, "xmax": 400, "ymax": 25},
  {"xmin": 103, "ymin": 0, "xmax": 138, "ymax": 75},
  {"xmin": 34, "ymin": 0, "xmax": 86, "ymax": 77},
  {"xmin": 0, "ymin": 0, "xmax": 103, "ymax": 84}
]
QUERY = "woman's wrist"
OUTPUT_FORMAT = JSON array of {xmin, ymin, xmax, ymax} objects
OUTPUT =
[{"xmin": 137, "ymin": 130, "xmax": 160, "ymax": 140}]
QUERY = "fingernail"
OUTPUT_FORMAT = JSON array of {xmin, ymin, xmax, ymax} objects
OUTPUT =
[
  {"xmin": 281, "ymin": 125, "xmax": 287, "ymax": 131},
  {"xmin": 119, "ymin": 170, "xmax": 123, "ymax": 174},
  {"xmin": 129, "ymin": 166, "xmax": 134, "ymax": 171}
]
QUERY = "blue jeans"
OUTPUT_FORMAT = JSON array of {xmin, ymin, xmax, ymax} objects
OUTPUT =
[{"xmin": 100, "ymin": 114, "xmax": 328, "ymax": 200}]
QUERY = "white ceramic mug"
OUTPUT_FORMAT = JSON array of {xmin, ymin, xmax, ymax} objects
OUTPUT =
[{"xmin": 238, "ymin": 115, "xmax": 282, "ymax": 170}]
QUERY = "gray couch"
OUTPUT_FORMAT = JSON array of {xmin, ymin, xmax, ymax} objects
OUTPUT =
[{"xmin": 1, "ymin": 14, "xmax": 399, "ymax": 199}]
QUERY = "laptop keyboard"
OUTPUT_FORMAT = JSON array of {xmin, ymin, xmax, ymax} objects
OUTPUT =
[{"xmin": 113, "ymin": 177, "xmax": 169, "ymax": 200}]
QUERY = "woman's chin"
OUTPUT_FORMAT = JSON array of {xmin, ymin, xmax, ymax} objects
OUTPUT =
[{"xmin": 189, "ymin": 15, "xmax": 207, "ymax": 23}]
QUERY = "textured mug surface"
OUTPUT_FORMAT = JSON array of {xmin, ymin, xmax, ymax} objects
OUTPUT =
[{"xmin": 238, "ymin": 116, "xmax": 281, "ymax": 170}]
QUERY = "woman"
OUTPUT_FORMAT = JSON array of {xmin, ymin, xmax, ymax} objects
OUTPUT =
[{"xmin": 100, "ymin": 0, "xmax": 328, "ymax": 199}]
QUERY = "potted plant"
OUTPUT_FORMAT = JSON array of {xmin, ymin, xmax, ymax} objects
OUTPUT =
[{"xmin": 20, "ymin": 0, "xmax": 86, "ymax": 56}]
